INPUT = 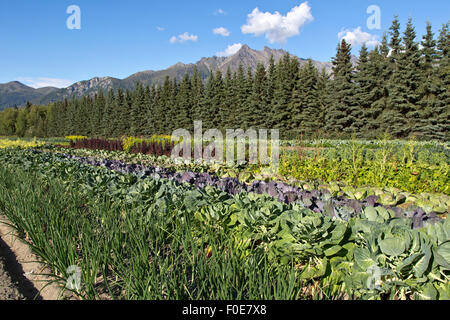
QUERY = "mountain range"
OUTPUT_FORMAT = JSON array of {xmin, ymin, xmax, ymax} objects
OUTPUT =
[{"xmin": 0, "ymin": 45, "xmax": 350, "ymax": 111}]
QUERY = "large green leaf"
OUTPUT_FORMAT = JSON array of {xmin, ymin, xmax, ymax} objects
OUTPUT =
[
  {"xmin": 324, "ymin": 245, "xmax": 343, "ymax": 257},
  {"xmin": 436, "ymin": 283, "xmax": 450, "ymax": 300},
  {"xmin": 426, "ymin": 221, "xmax": 450, "ymax": 245},
  {"xmin": 342, "ymin": 242, "xmax": 356, "ymax": 259},
  {"xmin": 277, "ymin": 228, "xmax": 297, "ymax": 242},
  {"xmin": 436, "ymin": 241, "xmax": 450, "ymax": 264},
  {"xmin": 300, "ymin": 258, "xmax": 328, "ymax": 280},
  {"xmin": 379, "ymin": 238, "xmax": 406, "ymax": 257},
  {"xmin": 416, "ymin": 283, "xmax": 437, "ymax": 300},
  {"xmin": 329, "ymin": 222, "xmax": 347, "ymax": 242},
  {"xmin": 354, "ymin": 247, "xmax": 375, "ymax": 270},
  {"xmin": 409, "ymin": 232, "xmax": 422, "ymax": 253},
  {"xmin": 375, "ymin": 206, "xmax": 391, "ymax": 221},
  {"xmin": 412, "ymin": 241, "xmax": 431, "ymax": 278},
  {"xmin": 398, "ymin": 253, "xmax": 423, "ymax": 274},
  {"xmin": 364, "ymin": 207, "xmax": 378, "ymax": 222}
]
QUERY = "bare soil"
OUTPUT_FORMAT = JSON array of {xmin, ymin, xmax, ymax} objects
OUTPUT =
[
  {"xmin": 0, "ymin": 242, "xmax": 25, "ymax": 300},
  {"xmin": 0, "ymin": 215, "xmax": 73, "ymax": 300}
]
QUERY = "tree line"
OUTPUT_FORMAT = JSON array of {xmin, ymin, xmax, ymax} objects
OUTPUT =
[{"xmin": 0, "ymin": 17, "xmax": 448, "ymax": 140}]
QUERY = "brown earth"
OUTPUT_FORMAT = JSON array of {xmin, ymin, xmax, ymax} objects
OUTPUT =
[
  {"xmin": 0, "ymin": 215, "xmax": 73, "ymax": 300},
  {"xmin": 0, "ymin": 241, "xmax": 25, "ymax": 300}
]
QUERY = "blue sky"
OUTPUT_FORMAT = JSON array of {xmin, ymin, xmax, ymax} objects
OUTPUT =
[{"xmin": 0, "ymin": 0, "xmax": 449, "ymax": 88}]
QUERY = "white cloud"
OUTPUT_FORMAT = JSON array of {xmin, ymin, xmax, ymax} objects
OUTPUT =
[
  {"xmin": 214, "ymin": 8, "xmax": 226, "ymax": 15},
  {"xmin": 213, "ymin": 27, "xmax": 230, "ymax": 37},
  {"xmin": 241, "ymin": 2, "xmax": 314, "ymax": 44},
  {"xmin": 17, "ymin": 77, "xmax": 74, "ymax": 88},
  {"xmin": 338, "ymin": 27, "xmax": 379, "ymax": 47},
  {"xmin": 156, "ymin": 26, "xmax": 165, "ymax": 31},
  {"xmin": 169, "ymin": 32, "xmax": 198, "ymax": 43},
  {"xmin": 216, "ymin": 43, "xmax": 243, "ymax": 57}
]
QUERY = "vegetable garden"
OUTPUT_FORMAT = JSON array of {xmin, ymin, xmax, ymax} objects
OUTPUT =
[{"xmin": 0, "ymin": 136, "xmax": 448, "ymax": 300}]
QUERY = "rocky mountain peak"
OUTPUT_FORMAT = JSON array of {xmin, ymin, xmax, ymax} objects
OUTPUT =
[{"xmin": 1, "ymin": 45, "xmax": 338, "ymax": 109}]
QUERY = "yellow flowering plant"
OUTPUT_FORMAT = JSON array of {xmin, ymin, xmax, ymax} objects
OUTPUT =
[{"xmin": 0, "ymin": 137, "xmax": 44, "ymax": 149}]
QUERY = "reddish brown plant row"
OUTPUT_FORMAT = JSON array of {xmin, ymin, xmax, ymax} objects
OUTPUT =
[{"xmin": 68, "ymin": 138, "xmax": 175, "ymax": 156}]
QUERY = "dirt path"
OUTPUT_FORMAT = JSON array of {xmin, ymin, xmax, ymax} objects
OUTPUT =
[
  {"xmin": 0, "ymin": 245, "xmax": 24, "ymax": 300},
  {"xmin": 0, "ymin": 215, "xmax": 73, "ymax": 300},
  {"xmin": 0, "ymin": 236, "xmax": 36, "ymax": 300}
]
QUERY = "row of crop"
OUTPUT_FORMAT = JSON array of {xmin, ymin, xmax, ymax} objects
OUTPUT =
[
  {"xmin": 64, "ymin": 137, "xmax": 259, "ymax": 163},
  {"xmin": 59, "ymin": 135, "xmax": 450, "ymax": 195},
  {"xmin": 282, "ymin": 137, "xmax": 449, "ymax": 155},
  {"xmin": 42, "ymin": 149, "xmax": 446, "ymax": 230},
  {"xmin": 0, "ymin": 149, "xmax": 323, "ymax": 299},
  {"xmin": 43, "ymin": 146, "xmax": 450, "ymax": 215},
  {"xmin": 63, "ymin": 135, "xmax": 450, "ymax": 170},
  {"xmin": 66, "ymin": 138, "xmax": 175, "ymax": 157},
  {"xmin": 0, "ymin": 159, "xmax": 308, "ymax": 299},
  {"xmin": 0, "ymin": 148, "xmax": 449, "ymax": 299},
  {"xmin": 0, "ymin": 137, "xmax": 45, "ymax": 149},
  {"xmin": 277, "ymin": 144, "xmax": 449, "ymax": 195}
]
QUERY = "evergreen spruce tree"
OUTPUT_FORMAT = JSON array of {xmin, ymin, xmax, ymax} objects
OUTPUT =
[
  {"xmin": 191, "ymin": 66, "xmax": 204, "ymax": 122},
  {"xmin": 241, "ymin": 67, "xmax": 254, "ymax": 130},
  {"xmin": 201, "ymin": 70, "xmax": 216, "ymax": 130},
  {"xmin": 130, "ymin": 83, "xmax": 147, "ymax": 136},
  {"xmin": 436, "ymin": 22, "xmax": 450, "ymax": 140},
  {"xmin": 265, "ymin": 55, "xmax": 276, "ymax": 128},
  {"xmin": 115, "ymin": 89, "xmax": 127, "ymax": 135},
  {"xmin": 211, "ymin": 70, "xmax": 226, "ymax": 128},
  {"xmin": 146, "ymin": 84, "xmax": 160, "ymax": 135},
  {"xmin": 159, "ymin": 77, "xmax": 172, "ymax": 134},
  {"xmin": 387, "ymin": 18, "xmax": 422, "ymax": 137},
  {"xmin": 95, "ymin": 90, "xmax": 106, "ymax": 137},
  {"xmin": 222, "ymin": 67, "xmax": 236, "ymax": 128},
  {"xmin": 175, "ymin": 73, "xmax": 193, "ymax": 131},
  {"xmin": 316, "ymin": 68, "xmax": 331, "ymax": 137},
  {"xmin": 371, "ymin": 34, "xmax": 393, "ymax": 135},
  {"xmin": 89, "ymin": 93, "xmax": 99, "ymax": 136},
  {"xmin": 389, "ymin": 15, "xmax": 402, "ymax": 64},
  {"xmin": 153, "ymin": 76, "xmax": 173, "ymax": 134},
  {"xmin": 353, "ymin": 44, "xmax": 371, "ymax": 136},
  {"xmin": 421, "ymin": 22, "xmax": 438, "ymax": 72},
  {"xmin": 122, "ymin": 88, "xmax": 134, "ymax": 135},
  {"xmin": 60, "ymin": 98, "xmax": 69, "ymax": 136},
  {"xmin": 141, "ymin": 85, "xmax": 152, "ymax": 135},
  {"xmin": 248, "ymin": 62, "xmax": 269, "ymax": 129},
  {"xmin": 45, "ymin": 104, "xmax": 56, "ymax": 137},
  {"xmin": 102, "ymin": 89, "xmax": 115, "ymax": 137},
  {"xmin": 79, "ymin": 96, "xmax": 91, "ymax": 136},
  {"xmin": 232, "ymin": 65, "xmax": 248, "ymax": 128},
  {"xmin": 165, "ymin": 78, "xmax": 179, "ymax": 133},
  {"xmin": 107, "ymin": 88, "xmax": 121, "ymax": 137},
  {"xmin": 415, "ymin": 22, "xmax": 443, "ymax": 139},
  {"xmin": 325, "ymin": 39, "xmax": 358, "ymax": 136},
  {"xmin": 272, "ymin": 54, "xmax": 294, "ymax": 136},
  {"xmin": 67, "ymin": 97, "xmax": 79, "ymax": 135},
  {"xmin": 289, "ymin": 59, "xmax": 321, "ymax": 136}
]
